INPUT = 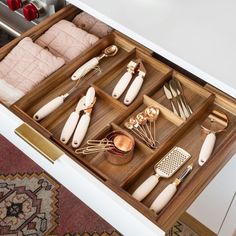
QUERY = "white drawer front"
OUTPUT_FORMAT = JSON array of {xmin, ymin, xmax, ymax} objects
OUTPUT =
[{"xmin": 0, "ymin": 104, "xmax": 164, "ymax": 236}]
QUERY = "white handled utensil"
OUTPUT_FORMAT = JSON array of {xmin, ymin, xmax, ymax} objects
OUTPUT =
[
  {"xmin": 150, "ymin": 164, "xmax": 193, "ymax": 213},
  {"xmin": 198, "ymin": 110, "xmax": 228, "ymax": 166},
  {"xmin": 33, "ymin": 95, "xmax": 66, "ymax": 121},
  {"xmin": 72, "ymin": 87, "xmax": 96, "ymax": 148},
  {"xmin": 60, "ymin": 96, "xmax": 86, "ymax": 144},
  {"xmin": 112, "ymin": 60, "xmax": 139, "ymax": 99},
  {"xmin": 71, "ymin": 45, "xmax": 118, "ymax": 81},
  {"xmin": 132, "ymin": 147, "xmax": 191, "ymax": 201},
  {"xmin": 33, "ymin": 45, "xmax": 117, "ymax": 121},
  {"xmin": 124, "ymin": 61, "xmax": 146, "ymax": 105}
]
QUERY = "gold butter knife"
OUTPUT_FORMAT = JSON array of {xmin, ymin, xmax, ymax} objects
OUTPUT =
[{"xmin": 163, "ymin": 83, "xmax": 179, "ymax": 116}]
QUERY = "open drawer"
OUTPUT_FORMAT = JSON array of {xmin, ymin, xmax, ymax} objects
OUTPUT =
[{"xmin": 0, "ymin": 4, "xmax": 236, "ymax": 235}]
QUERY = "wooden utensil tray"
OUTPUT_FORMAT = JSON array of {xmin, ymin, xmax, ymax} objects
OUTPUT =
[{"xmin": 0, "ymin": 4, "xmax": 235, "ymax": 232}]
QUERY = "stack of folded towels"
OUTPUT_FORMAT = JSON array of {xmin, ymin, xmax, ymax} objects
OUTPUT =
[{"xmin": 0, "ymin": 12, "xmax": 112, "ymax": 106}]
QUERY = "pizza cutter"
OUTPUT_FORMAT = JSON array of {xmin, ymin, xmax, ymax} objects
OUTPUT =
[{"xmin": 198, "ymin": 110, "xmax": 228, "ymax": 166}]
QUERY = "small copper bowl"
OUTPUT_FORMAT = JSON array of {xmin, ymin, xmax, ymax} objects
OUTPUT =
[{"xmin": 105, "ymin": 130, "xmax": 135, "ymax": 165}]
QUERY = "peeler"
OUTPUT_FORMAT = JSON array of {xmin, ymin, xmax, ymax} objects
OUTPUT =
[{"xmin": 198, "ymin": 110, "xmax": 228, "ymax": 166}]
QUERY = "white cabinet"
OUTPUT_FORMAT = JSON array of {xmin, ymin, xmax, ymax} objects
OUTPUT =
[
  {"xmin": 219, "ymin": 193, "xmax": 236, "ymax": 236},
  {"xmin": 188, "ymin": 154, "xmax": 236, "ymax": 234}
]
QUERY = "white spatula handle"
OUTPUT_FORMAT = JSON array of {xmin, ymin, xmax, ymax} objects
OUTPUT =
[
  {"xmin": 72, "ymin": 113, "xmax": 90, "ymax": 148},
  {"xmin": 132, "ymin": 174, "xmax": 160, "ymax": 201},
  {"xmin": 112, "ymin": 72, "xmax": 132, "ymax": 99},
  {"xmin": 33, "ymin": 96, "xmax": 65, "ymax": 121},
  {"xmin": 150, "ymin": 183, "xmax": 177, "ymax": 213},
  {"xmin": 124, "ymin": 75, "xmax": 144, "ymax": 105},
  {"xmin": 198, "ymin": 132, "xmax": 216, "ymax": 166},
  {"xmin": 60, "ymin": 112, "xmax": 80, "ymax": 144},
  {"xmin": 71, "ymin": 58, "xmax": 99, "ymax": 81}
]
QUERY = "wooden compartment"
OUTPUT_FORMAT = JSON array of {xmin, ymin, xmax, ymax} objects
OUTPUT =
[
  {"xmin": 0, "ymin": 4, "xmax": 235, "ymax": 233},
  {"xmin": 120, "ymin": 91, "xmax": 236, "ymax": 231},
  {"xmin": 151, "ymin": 71, "xmax": 212, "ymax": 119},
  {"xmin": 94, "ymin": 48, "xmax": 172, "ymax": 108},
  {"xmin": 47, "ymin": 87, "xmax": 125, "ymax": 157},
  {"xmin": 119, "ymin": 95, "xmax": 184, "ymax": 150},
  {"xmin": 77, "ymin": 123, "xmax": 153, "ymax": 185}
]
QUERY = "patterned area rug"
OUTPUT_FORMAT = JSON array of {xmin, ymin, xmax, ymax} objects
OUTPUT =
[
  {"xmin": 166, "ymin": 221, "xmax": 199, "ymax": 236},
  {"xmin": 0, "ymin": 135, "xmax": 121, "ymax": 236}
]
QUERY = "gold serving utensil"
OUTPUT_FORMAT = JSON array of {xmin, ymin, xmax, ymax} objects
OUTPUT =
[
  {"xmin": 174, "ymin": 78, "xmax": 192, "ymax": 114},
  {"xmin": 163, "ymin": 83, "xmax": 179, "ymax": 116}
]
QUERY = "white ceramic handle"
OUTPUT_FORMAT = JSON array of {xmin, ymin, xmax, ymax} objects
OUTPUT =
[
  {"xmin": 60, "ymin": 112, "xmax": 80, "ymax": 144},
  {"xmin": 124, "ymin": 75, "xmax": 144, "ymax": 105},
  {"xmin": 112, "ymin": 71, "xmax": 132, "ymax": 99},
  {"xmin": 198, "ymin": 132, "xmax": 216, "ymax": 166},
  {"xmin": 71, "ymin": 58, "xmax": 99, "ymax": 81},
  {"xmin": 150, "ymin": 183, "xmax": 177, "ymax": 213},
  {"xmin": 132, "ymin": 175, "xmax": 160, "ymax": 201},
  {"xmin": 33, "ymin": 96, "xmax": 65, "ymax": 121},
  {"xmin": 72, "ymin": 113, "xmax": 90, "ymax": 148}
]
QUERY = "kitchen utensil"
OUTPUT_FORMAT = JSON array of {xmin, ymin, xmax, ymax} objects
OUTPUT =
[
  {"xmin": 72, "ymin": 87, "xmax": 96, "ymax": 148},
  {"xmin": 33, "ymin": 45, "xmax": 118, "ymax": 121},
  {"xmin": 132, "ymin": 147, "xmax": 191, "ymax": 201},
  {"xmin": 169, "ymin": 79, "xmax": 190, "ymax": 118},
  {"xmin": 163, "ymin": 83, "xmax": 179, "ymax": 116},
  {"xmin": 60, "ymin": 96, "xmax": 86, "ymax": 144},
  {"xmin": 75, "ymin": 135, "xmax": 133, "ymax": 154},
  {"xmin": 124, "ymin": 106, "xmax": 160, "ymax": 148},
  {"xmin": 75, "ymin": 130, "xmax": 135, "ymax": 165},
  {"xmin": 150, "ymin": 164, "xmax": 193, "ymax": 213},
  {"xmin": 198, "ymin": 110, "xmax": 228, "ymax": 166},
  {"xmin": 105, "ymin": 130, "xmax": 135, "ymax": 165},
  {"xmin": 175, "ymin": 78, "xmax": 192, "ymax": 114},
  {"xmin": 71, "ymin": 45, "xmax": 118, "ymax": 81},
  {"xmin": 124, "ymin": 122, "xmax": 151, "ymax": 147},
  {"xmin": 124, "ymin": 61, "xmax": 146, "ymax": 105},
  {"xmin": 112, "ymin": 59, "xmax": 140, "ymax": 99},
  {"xmin": 169, "ymin": 80, "xmax": 186, "ymax": 120},
  {"xmin": 144, "ymin": 106, "xmax": 160, "ymax": 144},
  {"xmin": 136, "ymin": 112, "xmax": 157, "ymax": 148}
]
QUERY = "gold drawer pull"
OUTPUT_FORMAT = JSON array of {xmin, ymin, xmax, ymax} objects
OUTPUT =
[{"xmin": 15, "ymin": 123, "xmax": 63, "ymax": 163}]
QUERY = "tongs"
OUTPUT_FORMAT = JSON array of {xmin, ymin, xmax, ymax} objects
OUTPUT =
[
  {"xmin": 112, "ymin": 59, "xmax": 146, "ymax": 105},
  {"xmin": 60, "ymin": 87, "xmax": 96, "ymax": 148}
]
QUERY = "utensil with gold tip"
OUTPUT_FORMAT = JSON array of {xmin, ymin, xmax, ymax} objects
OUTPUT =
[{"xmin": 150, "ymin": 164, "xmax": 193, "ymax": 213}]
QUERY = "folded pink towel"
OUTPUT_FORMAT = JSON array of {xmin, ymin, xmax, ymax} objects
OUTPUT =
[
  {"xmin": 0, "ymin": 37, "xmax": 65, "ymax": 106},
  {"xmin": 36, "ymin": 20, "xmax": 99, "ymax": 63},
  {"xmin": 72, "ymin": 12, "xmax": 113, "ymax": 38}
]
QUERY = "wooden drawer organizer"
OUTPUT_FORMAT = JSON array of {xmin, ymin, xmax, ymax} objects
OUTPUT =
[{"xmin": 1, "ymin": 4, "xmax": 236, "ymax": 232}]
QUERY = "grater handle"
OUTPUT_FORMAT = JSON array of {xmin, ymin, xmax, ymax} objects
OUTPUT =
[
  {"xmin": 150, "ymin": 183, "xmax": 177, "ymax": 213},
  {"xmin": 132, "ymin": 174, "xmax": 160, "ymax": 201}
]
